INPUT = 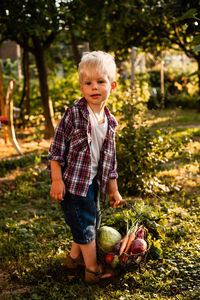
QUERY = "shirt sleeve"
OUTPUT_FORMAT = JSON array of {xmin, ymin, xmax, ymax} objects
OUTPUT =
[{"xmin": 47, "ymin": 108, "xmax": 73, "ymax": 167}]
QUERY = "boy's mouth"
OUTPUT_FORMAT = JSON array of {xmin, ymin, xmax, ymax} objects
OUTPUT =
[{"xmin": 91, "ymin": 94, "xmax": 100, "ymax": 98}]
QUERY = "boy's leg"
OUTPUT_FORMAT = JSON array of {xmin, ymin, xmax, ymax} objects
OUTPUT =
[
  {"xmin": 66, "ymin": 242, "xmax": 85, "ymax": 268},
  {"xmin": 80, "ymin": 240, "xmax": 99, "ymax": 273},
  {"xmin": 70, "ymin": 241, "xmax": 81, "ymax": 259}
]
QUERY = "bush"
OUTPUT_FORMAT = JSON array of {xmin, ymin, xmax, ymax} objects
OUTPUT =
[
  {"xmin": 49, "ymin": 59, "xmax": 81, "ymax": 118},
  {"xmin": 0, "ymin": 152, "xmax": 47, "ymax": 177},
  {"xmin": 116, "ymin": 99, "xmax": 188, "ymax": 196},
  {"xmin": 148, "ymin": 71, "xmax": 199, "ymax": 109},
  {"xmin": 165, "ymin": 93, "xmax": 199, "ymax": 109}
]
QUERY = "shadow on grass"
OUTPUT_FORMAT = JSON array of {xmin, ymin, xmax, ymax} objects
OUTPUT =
[{"xmin": 8, "ymin": 257, "xmax": 128, "ymax": 299}]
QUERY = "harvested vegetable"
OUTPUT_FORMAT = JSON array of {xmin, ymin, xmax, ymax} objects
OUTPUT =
[
  {"xmin": 119, "ymin": 218, "xmax": 130, "ymax": 255},
  {"xmin": 118, "ymin": 255, "xmax": 124, "ymax": 262},
  {"xmin": 119, "ymin": 234, "xmax": 129, "ymax": 255},
  {"xmin": 131, "ymin": 238, "xmax": 147, "ymax": 254},
  {"xmin": 136, "ymin": 225, "xmax": 148, "ymax": 239},
  {"xmin": 123, "ymin": 255, "xmax": 129, "ymax": 264},
  {"xmin": 105, "ymin": 253, "xmax": 114, "ymax": 264},
  {"xmin": 137, "ymin": 229, "xmax": 144, "ymax": 239},
  {"xmin": 120, "ymin": 220, "xmax": 139, "ymax": 255},
  {"xmin": 113, "ymin": 241, "xmax": 122, "ymax": 254},
  {"xmin": 124, "ymin": 232, "xmax": 136, "ymax": 254},
  {"xmin": 110, "ymin": 255, "xmax": 119, "ymax": 268},
  {"xmin": 98, "ymin": 226, "xmax": 122, "ymax": 252}
]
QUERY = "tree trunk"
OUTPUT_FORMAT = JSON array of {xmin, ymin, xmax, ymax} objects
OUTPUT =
[
  {"xmin": 0, "ymin": 61, "xmax": 4, "ymax": 116},
  {"xmin": 32, "ymin": 37, "xmax": 55, "ymax": 138},
  {"xmin": 198, "ymin": 58, "xmax": 200, "ymax": 113},
  {"xmin": 20, "ymin": 42, "xmax": 30, "ymax": 116},
  {"xmin": 70, "ymin": 32, "xmax": 81, "ymax": 68}
]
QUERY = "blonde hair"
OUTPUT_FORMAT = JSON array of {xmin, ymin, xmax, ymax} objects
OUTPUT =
[{"xmin": 78, "ymin": 51, "xmax": 116, "ymax": 84}]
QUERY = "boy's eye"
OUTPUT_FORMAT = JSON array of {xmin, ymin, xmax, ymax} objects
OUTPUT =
[
  {"xmin": 85, "ymin": 82, "xmax": 91, "ymax": 85},
  {"xmin": 98, "ymin": 80, "xmax": 105, "ymax": 84}
]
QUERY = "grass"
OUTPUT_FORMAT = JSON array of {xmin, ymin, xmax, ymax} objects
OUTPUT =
[{"xmin": 0, "ymin": 108, "xmax": 200, "ymax": 299}]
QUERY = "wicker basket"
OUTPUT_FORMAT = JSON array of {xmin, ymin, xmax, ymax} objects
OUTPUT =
[{"xmin": 96, "ymin": 231, "xmax": 150, "ymax": 270}]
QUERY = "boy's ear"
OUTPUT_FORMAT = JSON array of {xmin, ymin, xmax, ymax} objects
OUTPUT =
[{"xmin": 111, "ymin": 81, "xmax": 117, "ymax": 92}]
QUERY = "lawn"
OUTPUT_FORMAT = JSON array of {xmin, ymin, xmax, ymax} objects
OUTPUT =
[{"xmin": 0, "ymin": 109, "xmax": 199, "ymax": 300}]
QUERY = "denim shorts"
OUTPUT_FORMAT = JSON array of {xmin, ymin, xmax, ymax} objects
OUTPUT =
[{"xmin": 60, "ymin": 181, "xmax": 101, "ymax": 245}]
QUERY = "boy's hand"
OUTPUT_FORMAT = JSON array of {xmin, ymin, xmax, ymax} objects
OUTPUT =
[
  {"xmin": 50, "ymin": 179, "xmax": 66, "ymax": 202},
  {"xmin": 109, "ymin": 191, "xmax": 126, "ymax": 208}
]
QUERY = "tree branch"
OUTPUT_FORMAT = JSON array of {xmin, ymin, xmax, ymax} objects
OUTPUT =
[{"xmin": 172, "ymin": 23, "xmax": 198, "ymax": 60}]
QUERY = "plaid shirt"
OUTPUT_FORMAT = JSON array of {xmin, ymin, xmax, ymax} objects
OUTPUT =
[{"xmin": 47, "ymin": 97, "xmax": 118, "ymax": 202}]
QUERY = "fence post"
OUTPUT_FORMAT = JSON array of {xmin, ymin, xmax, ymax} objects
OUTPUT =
[
  {"xmin": 160, "ymin": 59, "xmax": 165, "ymax": 109},
  {"xmin": 83, "ymin": 42, "xmax": 90, "ymax": 53},
  {"xmin": 131, "ymin": 47, "xmax": 137, "ymax": 91},
  {"xmin": 16, "ymin": 44, "xmax": 22, "ymax": 85}
]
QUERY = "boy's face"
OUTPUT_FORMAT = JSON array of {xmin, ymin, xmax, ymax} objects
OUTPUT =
[{"xmin": 80, "ymin": 70, "xmax": 116, "ymax": 108}]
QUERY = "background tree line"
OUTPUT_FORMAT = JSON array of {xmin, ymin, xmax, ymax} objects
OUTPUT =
[{"xmin": 0, "ymin": 0, "xmax": 199, "ymax": 138}]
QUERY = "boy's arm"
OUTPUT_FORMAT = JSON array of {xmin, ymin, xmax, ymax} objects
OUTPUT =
[
  {"xmin": 50, "ymin": 160, "xmax": 66, "ymax": 202},
  {"xmin": 48, "ymin": 108, "xmax": 73, "ymax": 202},
  {"xmin": 108, "ymin": 178, "xmax": 125, "ymax": 208},
  {"xmin": 47, "ymin": 107, "xmax": 73, "ymax": 167}
]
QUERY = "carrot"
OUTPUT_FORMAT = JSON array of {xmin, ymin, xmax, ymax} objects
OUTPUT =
[
  {"xmin": 119, "ymin": 218, "xmax": 129, "ymax": 255},
  {"xmin": 124, "ymin": 232, "xmax": 136, "ymax": 254},
  {"xmin": 119, "ymin": 235, "xmax": 129, "ymax": 255}
]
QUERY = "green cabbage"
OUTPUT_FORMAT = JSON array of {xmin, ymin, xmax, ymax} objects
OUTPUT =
[{"xmin": 98, "ymin": 226, "xmax": 122, "ymax": 252}]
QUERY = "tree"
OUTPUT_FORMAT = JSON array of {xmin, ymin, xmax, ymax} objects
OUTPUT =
[
  {"xmin": 135, "ymin": 1, "xmax": 200, "ymax": 109},
  {"xmin": 0, "ymin": 0, "xmax": 70, "ymax": 138},
  {"xmin": 19, "ymin": 41, "xmax": 30, "ymax": 119},
  {"xmin": 73, "ymin": 0, "xmax": 200, "ymax": 109}
]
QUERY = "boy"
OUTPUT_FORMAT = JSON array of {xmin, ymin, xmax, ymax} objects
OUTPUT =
[{"xmin": 47, "ymin": 51, "xmax": 125, "ymax": 283}]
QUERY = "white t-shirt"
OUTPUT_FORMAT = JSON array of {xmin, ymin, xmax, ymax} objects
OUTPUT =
[{"xmin": 87, "ymin": 105, "xmax": 108, "ymax": 184}]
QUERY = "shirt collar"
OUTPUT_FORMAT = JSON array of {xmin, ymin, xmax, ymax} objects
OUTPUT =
[
  {"xmin": 76, "ymin": 97, "xmax": 89, "ymax": 120},
  {"xmin": 76, "ymin": 97, "xmax": 118, "ymax": 130}
]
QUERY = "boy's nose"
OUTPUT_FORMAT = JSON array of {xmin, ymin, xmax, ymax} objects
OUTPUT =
[{"xmin": 92, "ymin": 82, "xmax": 98, "ymax": 89}]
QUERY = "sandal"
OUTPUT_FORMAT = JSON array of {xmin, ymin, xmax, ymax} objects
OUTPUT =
[
  {"xmin": 85, "ymin": 268, "xmax": 103, "ymax": 283},
  {"xmin": 65, "ymin": 253, "xmax": 85, "ymax": 269},
  {"xmin": 85, "ymin": 265, "xmax": 114, "ymax": 283}
]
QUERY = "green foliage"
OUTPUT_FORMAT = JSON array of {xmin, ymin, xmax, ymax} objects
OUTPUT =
[
  {"xmin": 109, "ymin": 74, "xmax": 150, "ymax": 118},
  {"xmin": 0, "ymin": 109, "xmax": 199, "ymax": 299},
  {"xmin": 0, "ymin": 1, "xmax": 69, "ymax": 47},
  {"xmin": 165, "ymin": 93, "xmax": 199, "ymax": 109},
  {"xmin": 1, "ymin": 59, "xmax": 19, "ymax": 81},
  {"xmin": 0, "ymin": 153, "xmax": 41, "ymax": 177},
  {"xmin": 148, "ymin": 70, "xmax": 199, "ymax": 110},
  {"xmin": 116, "ymin": 97, "xmax": 189, "ymax": 196},
  {"xmin": 49, "ymin": 59, "xmax": 81, "ymax": 117}
]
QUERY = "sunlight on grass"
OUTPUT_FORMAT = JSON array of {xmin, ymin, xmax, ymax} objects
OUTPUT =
[
  {"xmin": 173, "ymin": 128, "xmax": 200, "ymax": 139},
  {"xmin": 186, "ymin": 141, "xmax": 200, "ymax": 154},
  {"xmin": 158, "ymin": 160, "xmax": 199, "ymax": 193},
  {"xmin": 159, "ymin": 160, "xmax": 199, "ymax": 177},
  {"xmin": 145, "ymin": 116, "xmax": 172, "ymax": 128},
  {"xmin": 145, "ymin": 109, "xmax": 200, "ymax": 130}
]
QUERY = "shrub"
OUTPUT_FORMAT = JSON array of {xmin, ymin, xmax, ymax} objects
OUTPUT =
[
  {"xmin": 147, "ymin": 70, "xmax": 199, "ymax": 109},
  {"xmin": 49, "ymin": 59, "xmax": 81, "ymax": 118},
  {"xmin": 116, "ymin": 98, "xmax": 188, "ymax": 196}
]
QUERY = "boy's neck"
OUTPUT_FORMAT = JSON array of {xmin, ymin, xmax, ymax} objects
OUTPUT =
[
  {"xmin": 87, "ymin": 103, "xmax": 106, "ymax": 124},
  {"xmin": 87, "ymin": 102, "xmax": 105, "ymax": 115}
]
